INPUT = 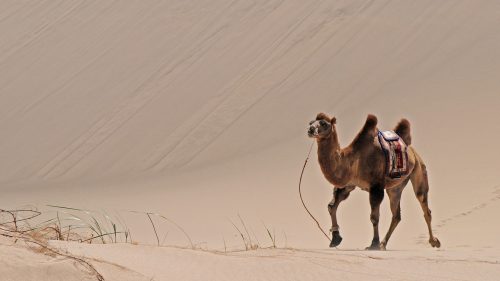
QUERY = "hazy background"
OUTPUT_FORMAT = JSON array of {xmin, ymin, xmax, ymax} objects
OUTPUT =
[{"xmin": 1, "ymin": 0, "xmax": 499, "ymax": 250}]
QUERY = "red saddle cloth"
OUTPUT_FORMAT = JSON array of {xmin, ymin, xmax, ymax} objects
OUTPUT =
[{"xmin": 377, "ymin": 130, "xmax": 409, "ymax": 178}]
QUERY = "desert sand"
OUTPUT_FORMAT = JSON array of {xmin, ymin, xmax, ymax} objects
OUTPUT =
[{"xmin": 1, "ymin": 0, "xmax": 500, "ymax": 280}]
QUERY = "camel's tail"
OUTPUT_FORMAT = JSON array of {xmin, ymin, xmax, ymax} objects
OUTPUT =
[{"xmin": 394, "ymin": 118, "xmax": 412, "ymax": 145}]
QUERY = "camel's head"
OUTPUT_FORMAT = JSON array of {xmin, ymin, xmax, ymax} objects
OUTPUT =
[{"xmin": 307, "ymin": 113, "xmax": 336, "ymax": 139}]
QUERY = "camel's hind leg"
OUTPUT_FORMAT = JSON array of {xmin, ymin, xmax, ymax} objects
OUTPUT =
[
  {"xmin": 410, "ymin": 162, "xmax": 441, "ymax": 248},
  {"xmin": 379, "ymin": 180, "xmax": 408, "ymax": 250}
]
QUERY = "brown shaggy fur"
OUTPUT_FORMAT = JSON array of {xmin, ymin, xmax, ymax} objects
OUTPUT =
[
  {"xmin": 308, "ymin": 113, "xmax": 440, "ymax": 250},
  {"xmin": 350, "ymin": 114, "xmax": 378, "ymax": 150},
  {"xmin": 394, "ymin": 118, "xmax": 411, "ymax": 145},
  {"xmin": 316, "ymin": 112, "xmax": 335, "ymax": 124}
]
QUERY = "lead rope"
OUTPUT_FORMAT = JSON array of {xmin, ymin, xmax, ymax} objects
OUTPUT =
[{"xmin": 298, "ymin": 140, "xmax": 331, "ymax": 241}]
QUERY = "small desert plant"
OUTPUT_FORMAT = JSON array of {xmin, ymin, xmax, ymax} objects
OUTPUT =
[
  {"xmin": 128, "ymin": 210, "xmax": 194, "ymax": 249},
  {"xmin": 228, "ymin": 214, "xmax": 260, "ymax": 251},
  {"xmin": 0, "ymin": 208, "xmax": 104, "ymax": 281},
  {"xmin": 46, "ymin": 205, "xmax": 128, "ymax": 244},
  {"xmin": 2, "ymin": 205, "xmax": 284, "ymax": 255}
]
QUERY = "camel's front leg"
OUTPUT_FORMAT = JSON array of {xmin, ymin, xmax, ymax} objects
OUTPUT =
[
  {"xmin": 328, "ymin": 185, "xmax": 355, "ymax": 247},
  {"xmin": 366, "ymin": 184, "xmax": 384, "ymax": 250}
]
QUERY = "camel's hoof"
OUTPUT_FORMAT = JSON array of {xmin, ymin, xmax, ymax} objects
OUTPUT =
[
  {"xmin": 429, "ymin": 237, "xmax": 441, "ymax": 248},
  {"xmin": 379, "ymin": 242, "xmax": 387, "ymax": 251},
  {"xmin": 365, "ymin": 244, "xmax": 381, "ymax": 250},
  {"xmin": 365, "ymin": 240, "xmax": 381, "ymax": 250},
  {"xmin": 330, "ymin": 231, "xmax": 342, "ymax": 248}
]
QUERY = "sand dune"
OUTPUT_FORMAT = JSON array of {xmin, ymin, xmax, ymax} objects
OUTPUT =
[
  {"xmin": 0, "ymin": 237, "xmax": 146, "ymax": 281},
  {"xmin": 1, "ymin": 0, "xmax": 500, "ymax": 279},
  {"xmin": 3, "ymin": 239, "xmax": 499, "ymax": 281}
]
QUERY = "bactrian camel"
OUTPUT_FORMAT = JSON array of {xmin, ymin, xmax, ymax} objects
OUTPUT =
[{"xmin": 307, "ymin": 113, "xmax": 440, "ymax": 250}]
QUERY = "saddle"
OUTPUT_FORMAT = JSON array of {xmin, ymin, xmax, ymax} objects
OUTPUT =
[{"xmin": 377, "ymin": 130, "xmax": 409, "ymax": 178}]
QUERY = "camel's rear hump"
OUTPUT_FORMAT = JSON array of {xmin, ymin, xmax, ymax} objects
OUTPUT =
[{"xmin": 394, "ymin": 119, "xmax": 411, "ymax": 145}]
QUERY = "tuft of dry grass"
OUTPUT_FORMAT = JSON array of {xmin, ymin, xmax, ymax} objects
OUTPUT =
[
  {"xmin": 2, "ymin": 206, "xmax": 287, "ymax": 266},
  {"xmin": 128, "ymin": 210, "xmax": 195, "ymax": 249},
  {"xmin": 0, "ymin": 206, "xmax": 290, "ymax": 281},
  {"xmin": 46, "ymin": 205, "xmax": 129, "ymax": 244},
  {"xmin": 0, "ymin": 208, "xmax": 104, "ymax": 281},
  {"xmin": 227, "ymin": 215, "xmax": 282, "ymax": 251}
]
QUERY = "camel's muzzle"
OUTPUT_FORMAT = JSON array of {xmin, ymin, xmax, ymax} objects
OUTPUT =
[{"xmin": 307, "ymin": 126, "xmax": 318, "ymax": 138}]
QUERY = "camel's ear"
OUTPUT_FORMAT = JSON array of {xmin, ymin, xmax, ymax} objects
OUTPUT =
[{"xmin": 330, "ymin": 116, "xmax": 336, "ymax": 125}]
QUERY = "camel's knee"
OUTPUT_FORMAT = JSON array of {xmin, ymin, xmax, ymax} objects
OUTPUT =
[
  {"xmin": 423, "ymin": 208, "xmax": 432, "ymax": 219},
  {"xmin": 327, "ymin": 202, "xmax": 335, "ymax": 214},
  {"xmin": 391, "ymin": 206, "xmax": 402, "ymax": 222},
  {"xmin": 370, "ymin": 213, "xmax": 379, "ymax": 225},
  {"xmin": 393, "ymin": 213, "xmax": 401, "ymax": 223},
  {"xmin": 327, "ymin": 196, "xmax": 337, "ymax": 210},
  {"xmin": 329, "ymin": 189, "xmax": 351, "ymax": 213},
  {"xmin": 416, "ymin": 190, "xmax": 426, "ymax": 199},
  {"xmin": 415, "ymin": 192, "xmax": 424, "ymax": 201}
]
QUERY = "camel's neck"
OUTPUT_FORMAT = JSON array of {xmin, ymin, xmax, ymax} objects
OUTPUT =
[{"xmin": 317, "ymin": 130, "xmax": 351, "ymax": 186}]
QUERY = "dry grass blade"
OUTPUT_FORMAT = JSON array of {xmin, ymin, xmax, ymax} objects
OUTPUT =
[
  {"xmin": 146, "ymin": 212, "xmax": 194, "ymax": 249},
  {"xmin": 262, "ymin": 222, "xmax": 276, "ymax": 248},
  {"xmin": 0, "ymin": 209, "xmax": 41, "ymax": 226},
  {"xmin": 237, "ymin": 214, "xmax": 255, "ymax": 249},
  {"xmin": 146, "ymin": 213, "xmax": 160, "ymax": 246},
  {"xmin": 0, "ymin": 209, "xmax": 42, "ymax": 233},
  {"xmin": 80, "ymin": 231, "xmax": 126, "ymax": 243},
  {"xmin": 25, "ymin": 238, "xmax": 104, "ymax": 281},
  {"xmin": 113, "ymin": 212, "xmax": 130, "ymax": 243},
  {"xmin": 222, "ymin": 236, "xmax": 227, "ymax": 253},
  {"xmin": 90, "ymin": 216, "xmax": 106, "ymax": 243},
  {"xmin": 228, "ymin": 218, "xmax": 248, "ymax": 250}
]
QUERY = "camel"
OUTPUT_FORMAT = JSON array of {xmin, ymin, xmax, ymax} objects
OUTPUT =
[{"xmin": 307, "ymin": 113, "xmax": 440, "ymax": 250}]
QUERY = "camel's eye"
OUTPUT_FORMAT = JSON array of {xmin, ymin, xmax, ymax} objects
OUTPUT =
[{"xmin": 320, "ymin": 120, "xmax": 328, "ymax": 127}]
